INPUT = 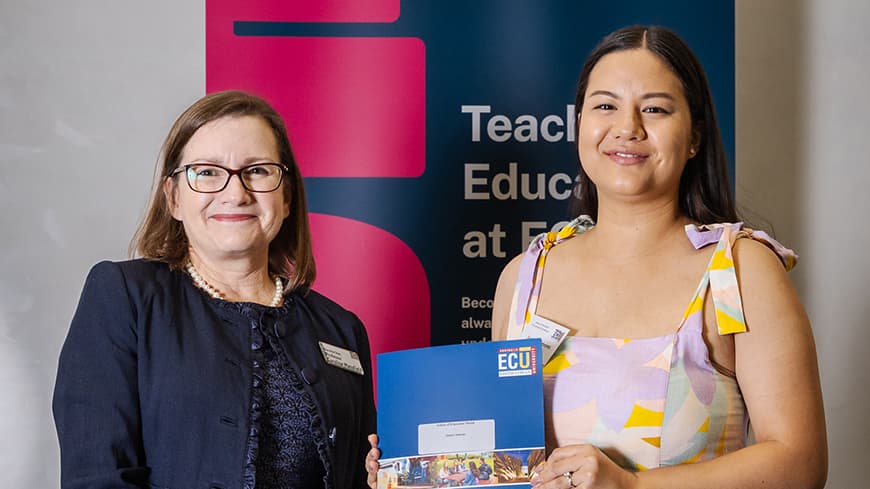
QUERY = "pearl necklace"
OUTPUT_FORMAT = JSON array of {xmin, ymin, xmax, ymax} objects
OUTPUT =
[{"xmin": 185, "ymin": 262, "xmax": 283, "ymax": 307}]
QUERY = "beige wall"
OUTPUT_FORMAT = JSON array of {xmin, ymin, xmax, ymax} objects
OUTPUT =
[{"xmin": 736, "ymin": 1, "xmax": 870, "ymax": 488}]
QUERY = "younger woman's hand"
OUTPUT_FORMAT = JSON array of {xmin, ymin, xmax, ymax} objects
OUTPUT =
[
  {"xmin": 365, "ymin": 433, "xmax": 380, "ymax": 489},
  {"xmin": 530, "ymin": 444, "xmax": 638, "ymax": 489}
]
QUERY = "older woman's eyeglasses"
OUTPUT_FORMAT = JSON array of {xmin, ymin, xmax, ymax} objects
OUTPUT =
[{"xmin": 170, "ymin": 162, "xmax": 288, "ymax": 193}]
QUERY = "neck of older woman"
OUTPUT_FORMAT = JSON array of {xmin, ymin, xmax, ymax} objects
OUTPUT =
[{"xmin": 186, "ymin": 251, "xmax": 283, "ymax": 306}]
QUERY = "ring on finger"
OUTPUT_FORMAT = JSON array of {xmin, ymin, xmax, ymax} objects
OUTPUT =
[{"xmin": 563, "ymin": 471, "xmax": 578, "ymax": 488}]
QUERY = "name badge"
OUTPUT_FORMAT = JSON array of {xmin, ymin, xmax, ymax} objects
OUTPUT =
[
  {"xmin": 521, "ymin": 315, "xmax": 571, "ymax": 365},
  {"xmin": 318, "ymin": 341, "xmax": 364, "ymax": 375}
]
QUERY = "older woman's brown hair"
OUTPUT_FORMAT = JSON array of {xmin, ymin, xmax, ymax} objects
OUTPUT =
[{"xmin": 130, "ymin": 90, "xmax": 316, "ymax": 291}]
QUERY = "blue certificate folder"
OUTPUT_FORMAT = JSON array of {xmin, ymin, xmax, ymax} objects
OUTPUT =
[{"xmin": 376, "ymin": 339, "xmax": 545, "ymax": 488}]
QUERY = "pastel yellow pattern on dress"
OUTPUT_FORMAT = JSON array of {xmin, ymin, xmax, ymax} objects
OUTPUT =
[
  {"xmin": 642, "ymin": 437, "xmax": 662, "ymax": 448},
  {"xmin": 624, "ymin": 404, "xmax": 665, "ymax": 428},
  {"xmin": 543, "ymin": 353, "xmax": 571, "ymax": 375}
]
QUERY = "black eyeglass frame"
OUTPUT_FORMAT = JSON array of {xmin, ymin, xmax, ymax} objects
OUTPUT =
[{"xmin": 169, "ymin": 162, "xmax": 289, "ymax": 193}]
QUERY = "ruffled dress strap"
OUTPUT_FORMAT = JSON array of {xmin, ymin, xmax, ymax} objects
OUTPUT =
[
  {"xmin": 684, "ymin": 222, "xmax": 799, "ymax": 335},
  {"xmin": 506, "ymin": 215, "xmax": 595, "ymax": 339}
]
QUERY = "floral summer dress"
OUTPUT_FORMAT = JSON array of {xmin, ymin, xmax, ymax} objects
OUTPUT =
[{"xmin": 506, "ymin": 216, "xmax": 797, "ymax": 470}]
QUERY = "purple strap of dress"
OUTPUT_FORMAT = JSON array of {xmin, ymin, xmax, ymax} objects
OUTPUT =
[
  {"xmin": 511, "ymin": 216, "xmax": 595, "ymax": 330},
  {"xmin": 685, "ymin": 222, "xmax": 798, "ymax": 270},
  {"xmin": 514, "ymin": 251, "xmax": 539, "ymax": 324},
  {"xmin": 685, "ymin": 223, "xmax": 735, "ymax": 249}
]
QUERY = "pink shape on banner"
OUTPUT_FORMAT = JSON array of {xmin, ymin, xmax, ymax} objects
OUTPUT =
[
  {"xmin": 206, "ymin": 33, "xmax": 426, "ymax": 178},
  {"xmin": 207, "ymin": 0, "xmax": 400, "ymax": 23},
  {"xmin": 309, "ymin": 213, "xmax": 430, "ymax": 392}
]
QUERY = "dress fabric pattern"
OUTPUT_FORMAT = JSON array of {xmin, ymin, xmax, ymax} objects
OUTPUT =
[
  {"xmin": 507, "ymin": 217, "xmax": 797, "ymax": 471},
  {"xmin": 241, "ymin": 302, "xmax": 327, "ymax": 489}
]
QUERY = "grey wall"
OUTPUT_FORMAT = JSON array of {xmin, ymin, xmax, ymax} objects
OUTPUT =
[
  {"xmin": 1, "ymin": 1, "xmax": 866, "ymax": 487},
  {"xmin": 736, "ymin": 2, "xmax": 870, "ymax": 488},
  {"xmin": 0, "ymin": 2, "xmax": 204, "ymax": 487}
]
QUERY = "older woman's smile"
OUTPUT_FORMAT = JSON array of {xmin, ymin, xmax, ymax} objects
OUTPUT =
[{"xmin": 210, "ymin": 213, "xmax": 257, "ymax": 222}]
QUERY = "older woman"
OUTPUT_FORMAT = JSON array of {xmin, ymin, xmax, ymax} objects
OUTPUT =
[
  {"xmin": 364, "ymin": 25, "xmax": 827, "ymax": 489},
  {"xmin": 53, "ymin": 91, "xmax": 375, "ymax": 489}
]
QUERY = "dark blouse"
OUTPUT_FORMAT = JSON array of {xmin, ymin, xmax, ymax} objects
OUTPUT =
[{"xmin": 241, "ymin": 301, "xmax": 326, "ymax": 488}]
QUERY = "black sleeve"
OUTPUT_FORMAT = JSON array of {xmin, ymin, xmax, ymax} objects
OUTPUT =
[
  {"xmin": 52, "ymin": 261, "xmax": 149, "ymax": 488},
  {"xmin": 352, "ymin": 313, "xmax": 377, "ymax": 489}
]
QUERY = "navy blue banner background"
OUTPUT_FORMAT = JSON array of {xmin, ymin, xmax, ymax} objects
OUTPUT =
[{"xmin": 235, "ymin": 0, "xmax": 735, "ymax": 346}]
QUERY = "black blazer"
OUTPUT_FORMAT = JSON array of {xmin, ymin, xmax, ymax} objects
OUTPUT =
[{"xmin": 53, "ymin": 260, "xmax": 376, "ymax": 489}]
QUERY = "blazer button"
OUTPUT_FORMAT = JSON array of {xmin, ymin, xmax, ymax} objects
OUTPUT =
[{"xmin": 301, "ymin": 367, "xmax": 318, "ymax": 385}]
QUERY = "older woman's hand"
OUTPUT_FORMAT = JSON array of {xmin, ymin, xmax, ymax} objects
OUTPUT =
[
  {"xmin": 365, "ymin": 434, "xmax": 380, "ymax": 489},
  {"xmin": 530, "ymin": 445, "xmax": 638, "ymax": 489}
]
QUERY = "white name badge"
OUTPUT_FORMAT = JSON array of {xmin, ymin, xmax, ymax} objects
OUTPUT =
[
  {"xmin": 521, "ymin": 315, "xmax": 571, "ymax": 365},
  {"xmin": 318, "ymin": 341, "xmax": 364, "ymax": 375}
]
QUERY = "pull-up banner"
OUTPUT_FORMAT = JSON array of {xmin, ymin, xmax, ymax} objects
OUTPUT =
[{"xmin": 206, "ymin": 1, "xmax": 735, "ymax": 373}]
